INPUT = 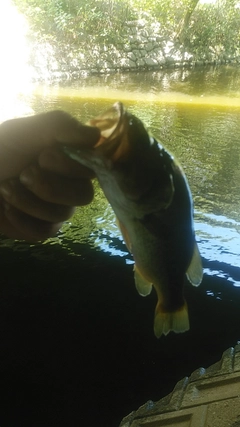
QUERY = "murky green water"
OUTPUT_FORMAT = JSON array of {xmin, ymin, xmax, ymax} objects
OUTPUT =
[
  {"xmin": 1, "ymin": 66, "xmax": 240, "ymax": 426},
  {"xmin": 4, "ymin": 65, "xmax": 240, "ymax": 282}
]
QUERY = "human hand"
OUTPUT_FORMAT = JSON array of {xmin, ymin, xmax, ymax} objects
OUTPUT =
[{"xmin": 0, "ymin": 110, "xmax": 100, "ymax": 241}]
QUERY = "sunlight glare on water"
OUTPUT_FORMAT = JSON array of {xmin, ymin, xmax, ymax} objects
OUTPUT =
[
  {"xmin": 33, "ymin": 84, "xmax": 240, "ymax": 109},
  {"xmin": 0, "ymin": 0, "xmax": 34, "ymax": 121}
]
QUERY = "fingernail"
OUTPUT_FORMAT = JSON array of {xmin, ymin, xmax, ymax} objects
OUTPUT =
[
  {"xmin": 0, "ymin": 182, "xmax": 13, "ymax": 200},
  {"xmin": 20, "ymin": 166, "xmax": 36, "ymax": 187}
]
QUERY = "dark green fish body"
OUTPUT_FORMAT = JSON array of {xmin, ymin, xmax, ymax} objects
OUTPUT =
[{"xmin": 65, "ymin": 102, "xmax": 202, "ymax": 337}]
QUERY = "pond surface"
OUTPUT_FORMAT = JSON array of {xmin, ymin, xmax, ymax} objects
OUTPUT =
[{"xmin": 1, "ymin": 66, "xmax": 240, "ymax": 426}]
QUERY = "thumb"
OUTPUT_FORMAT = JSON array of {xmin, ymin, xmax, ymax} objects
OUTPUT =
[
  {"xmin": 55, "ymin": 122, "xmax": 100, "ymax": 148},
  {"xmin": 46, "ymin": 110, "xmax": 100, "ymax": 147}
]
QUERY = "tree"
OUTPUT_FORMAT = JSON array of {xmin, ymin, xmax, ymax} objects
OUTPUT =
[{"xmin": 176, "ymin": 0, "xmax": 200, "ymax": 44}]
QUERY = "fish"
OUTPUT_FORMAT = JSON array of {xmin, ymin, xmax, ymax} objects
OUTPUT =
[{"xmin": 64, "ymin": 102, "xmax": 203, "ymax": 338}]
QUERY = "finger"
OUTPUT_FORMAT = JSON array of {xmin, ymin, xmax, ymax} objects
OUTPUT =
[
  {"xmin": 0, "ymin": 178, "xmax": 75, "ymax": 223},
  {"xmin": 38, "ymin": 147, "xmax": 95, "ymax": 179},
  {"xmin": 19, "ymin": 164, "xmax": 94, "ymax": 206},
  {"xmin": 36, "ymin": 110, "xmax": 100, "ymax": 146},
  {"xmin": 0, "ymin": 202, "xmax": 62, "ymax": 242},
  {"xmin": 0, "ymin": 110, "xmax": 100, "ymax": 150},
  {"xmin": 0, "ymin": 111, "xmax": 100, "ymax": 180}
]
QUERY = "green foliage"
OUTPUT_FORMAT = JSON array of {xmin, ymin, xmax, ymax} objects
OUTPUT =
[
  {"xmin": 13, "ymin": 0, "xmax": 240, "ymax": 61},
  {"xmin": 13, "ymin": 0, "xmax": 135, "ymax": 47},
  {"xmin": 185, "ymin": 0, "xmax": 240, "ymax": 59}
]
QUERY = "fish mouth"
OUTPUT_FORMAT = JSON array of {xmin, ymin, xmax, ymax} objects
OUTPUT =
[
  {"xmin": 88, "ymin": 102, "xmax": 123, "ymax": 140},
  {"xmin": 66, "ymin": 101, "xmax": 149, "ymax": 166},
  {"xmin": 63, "ymin": 102, "xmax": 126, "ymax": 170},
  {"xmin": 87, "ymin": 102, "xmax": 132, "ymax": 162}
]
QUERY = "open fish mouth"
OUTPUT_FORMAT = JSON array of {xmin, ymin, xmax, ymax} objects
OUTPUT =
[
  {"xmin": 87, "ymin": 102, "xmax": 139, "ymax": 163},
  {"xmin": 63, "ymin": 102, "xmax": 131, "ymax": 167},
  {"xmin": 87, "ymin": 102, "xmax": 123, "ymax": 140}
]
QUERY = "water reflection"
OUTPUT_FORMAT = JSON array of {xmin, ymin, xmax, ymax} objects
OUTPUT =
[
  {"xmin": 195, "ymin": 211, "xmax": 240, "ymax": 284},
  {"xmin": 206, "ymin": 290, "xmax": 222, "ymax": 300},
  {"xmin": 92, "ymin": 207, "xmax": 130, "ymax": 259}
]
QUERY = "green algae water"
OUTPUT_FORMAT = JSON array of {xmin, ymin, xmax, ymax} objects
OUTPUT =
[{"xmin": 1, "ymin": 66, "xmax": 240, "ymax": 426}]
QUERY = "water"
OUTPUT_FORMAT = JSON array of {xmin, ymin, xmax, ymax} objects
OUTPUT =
[
  {"xmin": 1, "ymin": 66, "xmax": 240, "ymax": 426},
  {"xmin": 19, "ymin": 67, "xmax": 240, "ymax": 287}
]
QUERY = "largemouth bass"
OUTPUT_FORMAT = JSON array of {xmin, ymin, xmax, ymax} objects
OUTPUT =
[{"xmin": 65, "ymin": 102, "xmax": 203, "ymax": 338}]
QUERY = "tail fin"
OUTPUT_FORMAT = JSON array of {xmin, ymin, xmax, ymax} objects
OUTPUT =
[{"xmin": 154, "ymin": 300, "xmax": 189, "ymax": 338}]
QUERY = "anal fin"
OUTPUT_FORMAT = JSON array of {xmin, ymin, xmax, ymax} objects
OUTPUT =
[
  {"xmin": 134, "ymin": 265, "xmax": 152, "ymax": 296},
  {"xmin": 186, "ymin": 242, "xmax": 203, "ymax": 287},
  {"xmin": 154, "ymin": 300, "xmax": 189, "ymax": 338}
]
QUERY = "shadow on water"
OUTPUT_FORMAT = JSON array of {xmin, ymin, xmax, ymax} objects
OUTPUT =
[
  {"xmin": 1, "ymin": 227, "xmax": 240, "ymax": 427},
  {"xmin": 1, "ymin": 67, "xmax": 240, "ymax": 426}
]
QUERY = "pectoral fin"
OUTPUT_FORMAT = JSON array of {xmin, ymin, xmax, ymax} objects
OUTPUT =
[
  {"xmin": 134, "ymin": 265, "xmax": 153, "ymax": 296},
  {"xmin": 186, "ymin": 242, "xmax": 203, "ymax": 287},
  {"xmin": 116, "ymin": 219, "xmax": 152, "ymax": 296}
]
